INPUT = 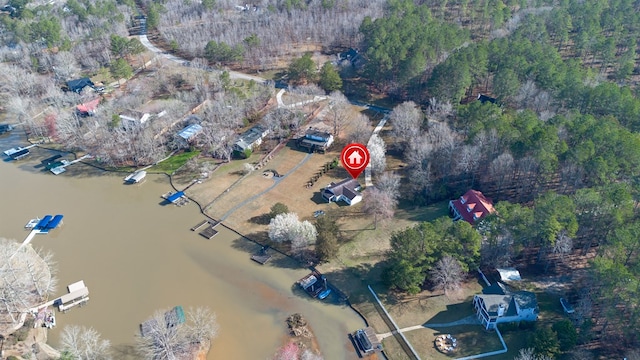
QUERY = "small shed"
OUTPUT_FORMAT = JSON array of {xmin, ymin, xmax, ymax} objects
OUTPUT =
[{"xmin": 497, "ymin": 268, "xmax": 522, "ymax": 282}]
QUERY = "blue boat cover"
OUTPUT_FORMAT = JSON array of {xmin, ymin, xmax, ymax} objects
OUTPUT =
[
  {"xmin": 35, "ymin": 215, "xmax": 53, "ymax": 230},
  {"xmin": 45, "ymin": 214, "xmax": 64, "ymax": 229},
  {"xmin": 167, "ymin": 191, "xmax": 185, "ymax": 203}
]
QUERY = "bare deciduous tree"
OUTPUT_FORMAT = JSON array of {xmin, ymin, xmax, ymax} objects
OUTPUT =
[
  {"xmin": 346, "ymin": 113, "xmax": 371, "ymax": 144},
  {"xmin": 362, "ymin": 187, "xmax": 398, "ymax": 226},
  {"xmin": 375, "ymin": 172, "xmax": 401, "ymax": 200},
  {"xmin": 513, "ymin": 348, "xmax": 553, "ymax": 360},
  {"xmin": 389, "ymin": 101, "xmax": 422, "ymax": 151},
  {"xmin": 368, "ymin": 134, "xmax": 386, "ymax": 175},
  {"xmin": 136, "ymin": 307, "xmax": 219, "ymax": 360},
  {"xmin": 327, "ymin": 91, "xmax": 350, "ymax": 137},
  {"xmin": 430, "ymin": 255, "xmax": 464, "ymax": 297},
  {"xmin": 0, "ymin": 238, "xmax": 57, "ymax": 325},
  {"xmin": 60, "ymin": 325, "xmax": 112, "ymax": 360}
]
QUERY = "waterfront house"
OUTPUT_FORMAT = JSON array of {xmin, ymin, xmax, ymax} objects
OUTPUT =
[
  {"xmin": 322, "ymin": 179, "xmax": 362, "ymax": 206},
  {"xmin": 449, "ymin": 189, "xmax": 495, "ymax": 224},
  {"xmin": 473, "ymin": 284, "xmax": 538, "ymax": 330},
  {"xmin": 297, "ymin": 128, "xmax": 334, "ymax": 153},
  {"xmin": 233, "ymin": 125, "xmax": 269, "ymax": 153}
]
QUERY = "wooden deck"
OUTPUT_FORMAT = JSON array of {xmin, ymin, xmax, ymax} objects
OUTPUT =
[
  {"xmin": 199, "ymin": 222, "xmax": 218, "ymax": 239},
  {"xmin": 251, "ymin": 246, "xmax": 272, "ymax": 264},
  {"xmin": 190, "ymin": 219, "xmax": 208, "ymax": 231}
]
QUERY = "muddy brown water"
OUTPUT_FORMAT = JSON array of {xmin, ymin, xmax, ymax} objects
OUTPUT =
[{"xmin": 0, "ymin": 135, "xmax": 364, "ymax": 359}]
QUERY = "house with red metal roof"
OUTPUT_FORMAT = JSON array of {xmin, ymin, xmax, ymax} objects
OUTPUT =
[
  {"xmin": 449, "ymin": 189, "xmax": 495, "ymax": 224},
  {"xmin": 75, "ymin": 98, "xmax": 101, "ymax": 117}
]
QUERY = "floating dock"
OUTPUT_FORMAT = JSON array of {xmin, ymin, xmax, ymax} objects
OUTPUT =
[
  {"xmin": 49, "ymin": 154, "xmax": 91, "ymax": 175},
  {"xmin": 41, "ymin": 154, "xmax": 62, "ymax": 165},
  {"xmin": 199, "ymin": 222, "xmax": 218, "ymax": 239},
  {"xmin": 251, "ymin": 246, "xmax": 272, "ymax": 265},
  {"xmin": 34, "ymin": 214, "xmax": 64, "ymax": 233},
  {"xmin": 28, "ymin": 280, "xmax": 89, "ymax": 315},
  {"xmin": 351, "ymin": 327, "xmax": 382, "ymax": 356},
  {"xmin": 54, "ymin": 280, "xmax": 89, "ymax": 312},
  {"xmin": 162, "ymin": 191, "xmax": 189, "ymax": 206},
  {"xmin": 298, "ymin": 270, "xmax": 331, "ymax": 299},
  {"xmin": 9, "ymin": 148, "xmax": 30, "ymax": 160},
  {"xmin": 124, "ymin": 170, "xmax": 147, "ymax": 184},
  {"xmin": 4, "ymin": 143, "xmax": 38, "ymax": 157},
  {"xmin": 190, "ymin": 219, "xmax": 208, "ymax": 231}
]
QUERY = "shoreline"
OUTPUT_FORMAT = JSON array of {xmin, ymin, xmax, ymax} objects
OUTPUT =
[{"xmin": 3, "ymin": 134, "xmax": 368, "ymax": 359}]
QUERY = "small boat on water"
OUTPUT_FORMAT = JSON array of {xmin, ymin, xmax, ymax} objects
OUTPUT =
[{"xmin": 25, "ymin": 218, "xmax": 41, "ymax": 229}]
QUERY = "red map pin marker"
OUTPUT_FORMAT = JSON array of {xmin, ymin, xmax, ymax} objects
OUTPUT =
[{"xmin": 341, "ymin": 143, "xmax": 370, "ymax": 180}]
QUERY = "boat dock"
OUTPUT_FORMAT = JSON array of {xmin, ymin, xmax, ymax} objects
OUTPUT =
[
  {"xmin": 190, "ymin": 219, "xmax": 208, "ymax": 231},
  {"xmin": 298, "ymin": 270, "xmax": 331, "ymax": 299},
  {"xmin": 199, "ymin": 221, "xmax": 218, "ymax": 239},
  {"xmin": 33, "ymin": 214, "xmax": 64, "ymax": 233},
  {"xmin": 3, "ymin": 143, "xmax": 39, "ymax": 158},
  {"xmin": 28, "ymin": 280, "xmax": 89, "ymax": 314},
  {"xmin": 350, "ymin": 327, "xmax": 382, "ymax": 357},
  {"xmin": 54, "ymin": 280, "xmax": 89, "ymax": 312},
  {"xmin": 124, "ymin": 170, "xmax": 147, "ymax": 184},
  {"xmin": 162, "ymin": 191, "xmax": 189, "ymax": 206},
  {"xmin": 251, "ymin": 246, "xmax": 272, "ymax": 265},
  {"xmin": 50, "ymin": 154, "xmax": 92, "ymax": 175}
]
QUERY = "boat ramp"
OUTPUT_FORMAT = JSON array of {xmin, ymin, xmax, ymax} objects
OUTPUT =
[{"xmin": 124, "ymin": 170, "xmax": 147, "ymax": 184}]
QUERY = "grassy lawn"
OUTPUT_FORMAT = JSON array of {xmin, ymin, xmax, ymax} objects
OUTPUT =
[
  {"xmin": 405, "ymin": 325, "xmax": 503, "ymax": 359},
  {"xmin": 147, "ymin": 151, "xmax": 200, "ymax": 174}
]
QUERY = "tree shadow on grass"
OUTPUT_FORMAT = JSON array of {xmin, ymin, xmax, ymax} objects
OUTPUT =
[
  {"xmin": 229, "ymin": 230, "xmax": 306, "ymax": 270},
  {"xmin": 423, "ymin": 302, "xmax": 475, "ymax": 326},
  {"xmin": 249, "ymin": 213, "xmax": 271, "ymax": 225},
  {"xmin": 322, "ymin": 261, "xmax": 390, "ymax": 305}
]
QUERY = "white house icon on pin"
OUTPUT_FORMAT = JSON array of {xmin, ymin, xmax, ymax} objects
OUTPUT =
[{"xmin": 348, "ymin": 150, "xmax": 363, "ymax": 165}]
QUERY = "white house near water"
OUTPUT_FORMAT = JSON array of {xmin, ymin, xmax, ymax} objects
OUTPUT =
[
  {"xmin": 322, "ymin": 179, "xmax": 362, "ymax": 206},
  {"xmin": 473, "ymin": 283, "xmax": 538, "ymax": 330}
]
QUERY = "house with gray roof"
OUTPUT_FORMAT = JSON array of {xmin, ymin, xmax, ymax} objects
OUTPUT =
[
  {"xmin": 473, "ymin": 284, "xmax": 538, "ymax": 330},
  {"xmin": 233, "ymin": 125, "xmax": 269, "ymax": 153},
  {"xmin": 322, "ymin": 179, "xmax": 362, "ymax": 206}
]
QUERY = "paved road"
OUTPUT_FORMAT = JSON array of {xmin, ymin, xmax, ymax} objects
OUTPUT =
[{"xmin": 138, "ymin": 35, "xmax": 267, "ymax": 84}]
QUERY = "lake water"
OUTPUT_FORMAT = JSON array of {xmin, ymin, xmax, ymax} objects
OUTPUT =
[{"xmin": 0, "ymin": 133, "xmax": 363, "ymax": 359}]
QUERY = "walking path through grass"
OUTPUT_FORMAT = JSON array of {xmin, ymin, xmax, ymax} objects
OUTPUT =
[
  {"xmin": 377, "ymin": 315, "xmax": 479, "ymax": 340},
  {"xmin": 218, "ymin": 153, "xmax": 313, "ymax": 221}
]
